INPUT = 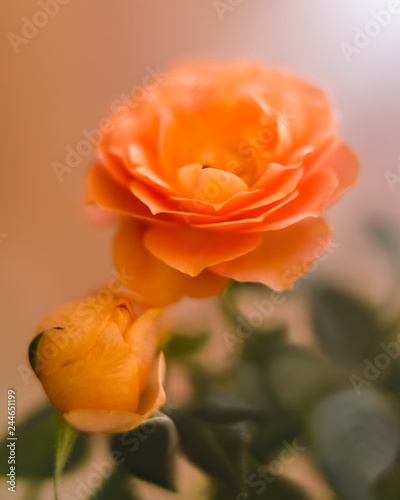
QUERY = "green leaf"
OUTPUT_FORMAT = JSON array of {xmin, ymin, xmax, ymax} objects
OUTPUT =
[
  {"xmin": 310, "ymin": 286, "xmax": 381, "ymax": 369},
  {"xmin": 28, "ymin": 327, "xmax": 63, "ymax": 376},
  {"xmin": 170, "ymin": 410, "xmax": 246, "ymax": 491},
  {"xmin": 309, "ymin": 388, "xmax": 400, "ymax": 500},
  {"xmin": 373, "ymin": 464, "xmax": 400, "ymax": 500},
  {"xmin": 181, "ymin": 362, "xmax": 229, "ymax": 401},
  {"xmin": 111, "ymin": 415, "xmax": 177, "ymax": 491},
  {"xmin": 251, "ymin": 417, "xmax": 303, "ymax": 464},
  {"xmin": 163, "ymin": 332, "xmax": 209, "ymax": 359},
  {"xmin": 381, "ymin": 356, "xmax": 400, "ymax": 399},
  {"xmin": 266, "ymin": 345, "xmax": 342, "ymax": 415},
  {"xmin": 189, "ymin": 398, "xmax": 267, "ymax": 424},
  {"xmin": 235, "ymin": 363, "xmax": 270, "ymax": 409},
  {"xmin": 0, "ymin": 404, "xmax": 89, "ymax": 479},
  {"xmin": 92, "ymin": 471, "xmax": 139, "ymax": 500},
  {"xmin": 242, "ymin": 327, "xmax": 287, "ymax": 366},
  {"xmin": 54, "ymin": 414, "xmax": 79, "ymax": 499}
]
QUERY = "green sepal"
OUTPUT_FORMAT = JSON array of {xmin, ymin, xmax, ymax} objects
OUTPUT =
[{"xmin": 28, "ymin": 327, "xmax": 63, "ymax": 376}]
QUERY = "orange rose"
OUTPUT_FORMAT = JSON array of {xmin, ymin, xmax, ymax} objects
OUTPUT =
[
  {"xmin": 87, "ymin": 62, "xmax": 358, "ymax": 306},
  {"xmin": 31, "ymin": 295, "xmax": 166, "ymax": 433}
]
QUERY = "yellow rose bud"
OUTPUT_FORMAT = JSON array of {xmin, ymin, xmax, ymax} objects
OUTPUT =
[{"xmin": 31, "ymin": 294, "xmax": 167, "ymax": 433}]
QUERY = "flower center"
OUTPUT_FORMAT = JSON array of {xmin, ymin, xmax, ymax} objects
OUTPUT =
[
  {"xmin": 196, "ymin": 147, "xmax": 259, "ymax": 186},
  {"xmin": 111, "ymin": 304, "xmax": 134, "ymax": 338}
]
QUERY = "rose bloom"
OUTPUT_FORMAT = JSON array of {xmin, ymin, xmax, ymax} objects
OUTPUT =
[
  {"xmin": 31, "ymin": 294, "xmax": 166, "ymax": 433},
  {"xmin": 87, "ymin": 62, "xmax": 358, "ymax": 306}
]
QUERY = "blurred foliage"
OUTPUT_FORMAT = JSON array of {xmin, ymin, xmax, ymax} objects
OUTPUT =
[
  {"xmin": 265, "ymin": 344, "xmax": 345, "ymax": 415},
  {"xmin": 242, "ymin": 325, "xmax": 288, "ymax": 365},
  {"xmin": 310, "ymin": 286, "xmax": 381, "ymax": 369},
  {"xmin": 187, "ymin": 397, "xmax": 267, "ymax": 424},
  {"xmin": 210, "ymin": 473, "xmax": 310, "ymax": 499},
  {"xmin": 112, "ymin": 414, "xmax": 177, "ymax": 491},
  {"xmin": 309, "ymin": 389, "xmax": 400, "ymax": 500},
  {"xmin": 163, "ymin": 331, "xmax": 209, "ymax": 360},
  {"xmin": 92, "ymin": 471, "xmax": 139, "ymax": 500},
  {"xmin": 0, "ymin": 404, "xmax": 89, "ymax": 480},
  {"xmin": 251, "ymin": 416, "xmax": 303, "ymax": 464},
  {"xmin": 373, "ymin": 464, "xmax": 400, "ymax": 500},
  {"xmin": 168, "ymin": 409, "xmax": 247, "ymax": 492}
]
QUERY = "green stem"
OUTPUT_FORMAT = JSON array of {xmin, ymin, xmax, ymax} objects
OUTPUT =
[{"xmin": 54, "ymin": 413, "xmax": 79, "ymax": 500}]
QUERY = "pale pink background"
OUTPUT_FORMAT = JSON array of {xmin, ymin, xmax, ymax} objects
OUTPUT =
[{"xmin": 1, "ymin": 0, "xmax": 400, "ymax": 498}]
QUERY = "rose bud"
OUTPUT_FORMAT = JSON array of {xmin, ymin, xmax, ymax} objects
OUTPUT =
[{"xmin": 30, "ymin": 294, "xmax": 167, "ymax": 433}]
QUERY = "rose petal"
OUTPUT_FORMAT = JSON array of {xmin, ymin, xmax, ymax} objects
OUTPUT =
[
  {"xmin": 177, "ymin": 163, "xmax": 203, "ymax": 193},
  {"xmin": 215, "ymin": 163, "xmax": 303, "ymax": 215},
  {"xmin": 64, "ymin": 355, "xmax": 166, "ymax": 434},
  {"xmin": 114, "ymin": 219, "xmax": 229, "ymax": 306},
  {"xmin": 210, "ymin": 217, "xmax": 332, "ymax": 289},
  {"xmin": 252, "ymin": 169, "xmax": 338, "ymax": 231},
  {"xmin": 177, "ymin": 268, "xmax": 230, "ymax": 299},
  {"xmin": 87, "ymin": 165, "xmax": 164, "ymax": 222},
  {"xmin": 144, "ymin": 224, "xmax": 263, "ymax": 276},
  {"xmin": 196, "ymin": 167, "xmax": 248, "ymax": 206},
  {"xmin": 125, "ymin": 308, "xmax": 163, "ymax": 392},
  {"xmin": 137, "ymin": 354, "xmax": 166, "ymax": 415},
  {"xmin": 315, "ymin": 141, "xmax": 359, "ymax": 208},
  {"xmin": 190, "ymin": 190, "xmax": 300, "ymax": 231},
  {"xmin": 128, "ymin": 177, "xmax": 232, "ymax": 222},
  {"xmin": 36, "ymin": 298, "xmax": 123, "ymax": 377},
  {"xmin": 96, "ymin": 150, "xmax": 132, "ymax": 185},
  {"xmin": 255, "ymin": 70, "xmax": 336, "ymax": 154},
  {"xmin": 186, "ymin": 163, "xmax": 337, "ymax": 232},
  {"xmin": 158, "ymin": 95, "xmax": 269, "ymax": 178},
  {"xmin": 129, "ymin": 179, "xmax": 178, "ymax": 215},
  {"xmin": 40, "ymin": 321, "xmax": 140, "ymax": 413},
  {"xmin": 64, "ymin": 409, "xmax": 148, "ymax": 434},
  {"xmin": 133, "ymin": 165, "xmax": 173, "ymax": 192}
]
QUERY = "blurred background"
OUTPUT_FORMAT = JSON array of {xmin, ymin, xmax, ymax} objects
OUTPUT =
[{"xmin": 1, "ymin": 0, "xmax": 400, "ymax": 498}]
